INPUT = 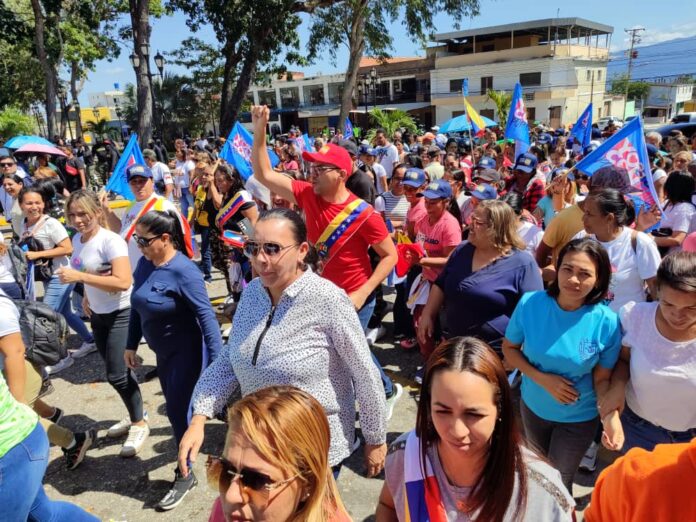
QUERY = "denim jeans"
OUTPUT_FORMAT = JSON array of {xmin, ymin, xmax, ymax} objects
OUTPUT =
[
  {"xmin": 357, "ymin": 297, "xmax": 394, "ymax": 398},
  {"xmin": 521, "ymin": 400, "xmax": 599, "ymax": 495},
  {"xmin": 0, "ymin": 423, "xmax": 99, "ymax": 521},
  {"xmin": 91, "ymin": 308, "xmax": 144, "ymax": 423},
  {"xmin": 621, "ymin": 406, "xmax": 696, "ymax": 454},
  {"xmin": 42, "ymin": 276, "xmax": 93, "ymax": 343},
  {"xmin": 0, "ymin": 281, "xmax": 22, "ymax": 300},
  {"xmin": 198, "ymin": 227, "xmax": 213, "ymax": 280},
  {"xmin": 180, "ymin": 188, "xmax": 194, "ymax": 221}
]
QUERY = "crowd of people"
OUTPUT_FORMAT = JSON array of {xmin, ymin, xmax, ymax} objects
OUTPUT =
[{"xmin": 0, "ymin": 106, "xmax": 695, "ymax": 521}]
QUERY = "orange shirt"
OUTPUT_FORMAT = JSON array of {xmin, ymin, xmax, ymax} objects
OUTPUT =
[{"xmin": 585, "ymin": 438, "xmax": 696, "ymax": 522}]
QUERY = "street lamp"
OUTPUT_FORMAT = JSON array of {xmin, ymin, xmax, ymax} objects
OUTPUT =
[
  {"xmin": 129, "ymin": 52, "xmax": 140, "ymax": 70},
  {"xmin": 370, "ymin": 67, "xmax": 379, "ymax": 109},
  {"xmin": 57, "ymin": 84, "xmax": 74, "ymax": 140},
  {"xmin": 154, "ymin": 51, "xmax": 165, "ymax": 79},
  {"xmin": 73, "ymin": 100, "xmax": 82, "ymax": 139}
]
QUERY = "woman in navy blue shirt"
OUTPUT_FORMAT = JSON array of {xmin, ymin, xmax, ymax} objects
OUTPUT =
[
  {"xmin": 418, "ymin": 200, "xmax": 543, "ymax": 351},
  {"xmin": 125, "ymin": 210, "xmax": 222, "ymax": 512}
]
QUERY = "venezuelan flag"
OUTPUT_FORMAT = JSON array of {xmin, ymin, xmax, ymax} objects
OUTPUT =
[
  {"xmin": 402, "ymin": 431, "xmax": 448, "ymax": 522},
  {"xmin": 464, "ymin": 97, "xmax": 486, "ymax": 137}
]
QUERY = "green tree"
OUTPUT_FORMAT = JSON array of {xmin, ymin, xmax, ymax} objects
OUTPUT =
[
  {"xmin": 153, "ymin": 73, "xmax": 210, "ymax": 143},
  {"xmin": 85, "ymin": 118, "xmax": 119, "ymax": 140},
  {"xmin": 364, "ymin": 108, "xmax": 416, "ymax": 142},
  {"xmin": 610, "ymin": 75, "xmax": 651, "ymax": 101},
  {"xmin": 0, "ymin": 106, "xmax": 36, "ymax": 138},
  {"xmin": 306, "ymin": 0, "xmax": 481, "ymax": 130},
  {"xmin": 486, "ymin": 89, "xmax": 512, "ymax": 129}
]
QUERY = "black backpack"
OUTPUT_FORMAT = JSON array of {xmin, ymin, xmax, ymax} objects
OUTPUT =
[
  {"xmin": 1, "ymin": 296, "xmax": 69, "ymax": 367},
  {"xmin": 6, "ymin": 241, "xmax": 29, "ymax": 299}
]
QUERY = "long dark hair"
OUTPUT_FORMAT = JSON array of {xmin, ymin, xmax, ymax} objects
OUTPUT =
[
  {"xmin": 585, "ymin": 188, "xmax": 636, "ymax": 227},
  {"xmin": 664, "ymin": 170, "xmax": 695, "ymax": 207},
  {"xmin": 215, "ymin": 163, "xmax": 244, "ymax": 195},
  {"xmin": 547, "ymin": 237, "xmax": 612, "ymax": 305},
  {"xmin": 256, "ymin": 208, "xmax": 318, "ymax": 271},
  {"xmin": 137, "ymin": 210, "xmax": 187, "ymax": 255},
  {"xmin": 18, "ymin": 185, "xmax": 50, "ymax": 212},
  {"xmin": 657, "ymin": 251, "xmax": 696, "ymax": 294},
  {"xmin": 416, "ymin": 337, "xmax": 527, "ymax": 522}
]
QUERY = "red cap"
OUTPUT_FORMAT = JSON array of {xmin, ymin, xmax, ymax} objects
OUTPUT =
[
  {"xmin": 302, "ymin": 144, "xmax": 353, "ymax": 177},
  {"xmin": 395, "ymin": 243, "xmax": 425, "ymax": 277}
]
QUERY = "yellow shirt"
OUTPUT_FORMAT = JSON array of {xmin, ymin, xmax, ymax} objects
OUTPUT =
[{"xmin": 540, "ymin": 204, "xmax": 584, "ymax": 263}]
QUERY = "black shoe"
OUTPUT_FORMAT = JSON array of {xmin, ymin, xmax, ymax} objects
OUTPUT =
[
  {"xmin": 156, "ymin": 468, "xmax": 198, "ymax": 511},
  {"xmin": 144, "ymin": 368, "xmax": 158, "ymax": 382},
  {"xmin": 63, "ymin": 428, "xmax": 96, "ymax": 470}
]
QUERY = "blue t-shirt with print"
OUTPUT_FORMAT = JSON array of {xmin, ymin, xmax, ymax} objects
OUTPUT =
[{"xmin": 505, "ymin": 291, "xmax": 622, "ymax": 423}]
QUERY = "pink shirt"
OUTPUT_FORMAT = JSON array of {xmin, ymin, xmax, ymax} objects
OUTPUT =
[
  {"xmin": 405, "ymin": 200, "xmax": 427, "ymax": 232},
  {"xmin": 415, "ymin": 211, "xmax": 462, "ymax": 282}
]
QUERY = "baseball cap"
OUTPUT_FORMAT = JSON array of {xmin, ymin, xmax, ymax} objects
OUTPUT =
[
  {"xmin": 402, "ymin": 168, "xmax": 427, "ymax": 188},
  {"xmin": 476, "ymin": 156, "xmax": 497, "ymax": 171},
  {"xmin": 423, "ymin": 132, "xmax": 436, "ymax": 141},
  {"xmin": 474, "ymin": 168, "xmax": 501, "ymax": 183},
  {"xmin": 471, "ymin": 183, "xmax": 498, "ymax": 201},
  {"xmin": 550, "ymin": 167, "xmax": 575, "ymax": 182},
  {"xmin": 338, "ymin": 139, "xmax": 358, "ymax": 158},
  {"xmin": 418, "ymin": 179, "xmax": 452, "ymax": 200},
  {"xmin": 302, "ymin": 144, "xmax": 353, "ymax": 176},
  {"xmin": 142, "ymin": 148, "xmax": 157, "ymax": 160},
  {"xmin": 126, "ymin": 164, "xmax": 153, "ymax": 180},
  {"xmin": 646, "ymin": 143, "xmax": 659, "ymax": 156},
  {"xmin": 537, "ymin": 133, "xmax": 552, "ymax": 145},
  {"xmin": 513, "ymin": 152, "xmax": 538, "ymax": 174}
]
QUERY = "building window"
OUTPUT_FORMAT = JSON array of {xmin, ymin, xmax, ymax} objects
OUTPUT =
[
  {"xmin": 328, "ymin": 83, "xmax": 343, "ymax": 104},
  {"xmin": 524, "ymin": 92, "xmax": 534, "ymax": 102},
  {"xmin": 597, "ymin": 70, "xmax": 602, "ymax": 81},
  {"xmin": 450, "ymin": 79, "xmax": 465, "ymax": 93},
  {"xmin": 258, "ymin": 90, "xmax": 276, "ymax": 108},
  {"xmin": 527, "ymin": 107, "xmax": 536, "ymax": 121},
  {"xmin": 480, "ymin": 76, "xmax": 493, "ymax": 93},
  {"xmin": 279, "ymin": 87, "xmax": 299, "ymax": 108},
  {"xmin": 303, "ymin": 84, "xmax": 325, "ymax": 106},
  {"xmin": 519, "ymin": 72, "xmax": 541, "ymax": 87}
]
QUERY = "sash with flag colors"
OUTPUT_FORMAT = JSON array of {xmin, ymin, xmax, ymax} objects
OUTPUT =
[
  {"xmin": 570, "ymin": 103, "xmax": 593, "ymax": 149},
  {"xmin": 344, "ymin": 117, "xmax": 354, "ymax": 138},
  {"xmin": 505, "ymin": 83, "xmax": 530, "ymax": 160},
  {"xmin": 216, "ymin": 191, "xmax": 249, "ymax": 229},
  {"xmin": 403, "ymin": 431, "xmax": 448, "ymax": 522},
  {"xmin": 463, "ymin": 97, "xmax": 486, "ymax": 136},
  {"xmin": 220, "ymin": 122, "xmax": 280, "ymax": 181},
  {"xmin": 574, "ymin": 116, "xmax": 659, "ymax": 207},
  {"xmin": 315, "ymin": 198, "xmax": 373, "ymax": 265},
  {"xmin": 105, "ymin": 133, "xmax": 144, "ymax": 200}
]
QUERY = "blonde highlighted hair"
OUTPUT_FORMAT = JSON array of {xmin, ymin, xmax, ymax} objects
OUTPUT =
[
  {"xmin": 478, "ymin": 199, "xmax": 526, "ymax": 252},
  {"xmin": 65, "ymin": 190, "xmax": 107, "ymax": 228},
  {"xmin": 225, "ymin": 386, "xmax": 347, "ymax": 522}
]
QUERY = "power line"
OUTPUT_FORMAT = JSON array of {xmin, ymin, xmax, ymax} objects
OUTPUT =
[{"xmin": 623, "ymin": 27, "xmax": 645, "ymax": 117}]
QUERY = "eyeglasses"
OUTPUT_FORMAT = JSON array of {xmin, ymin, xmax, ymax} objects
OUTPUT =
[
  {"xmin": 132, "ymin": 234, "xmax": 162, "ymax": 248},
  {"xmin": 243, "ymin": 241, "xmax": 298, "ymax": 258},
  {"xmin": 309, "ymin": 165, "xmax": 336, "ymax": 176},
  {"xmin": 206, "ymin": 455, "xmax": 301, "ymax": 507},
  {"xmin": 0, "ymin": 162, "xmax": 14, "ymax": 167}
]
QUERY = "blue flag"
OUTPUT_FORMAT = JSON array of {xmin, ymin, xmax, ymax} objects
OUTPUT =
[
  {"xmin": 570, "ymin": 103, "xmax": 593, "ymax": 149},
  {"xmin": 344, "ymin": 118, "xmax": 354, "ymax": 139},
  {"xmin": 505, "ymin": 83, "xmax": 530, "ymax": 159},
  {"xmin": 105, "ymin": 134, "xmax": 143, "ymax": 200},
  {"xmin": 220, "ymin": 122, "xmax": 280, "ymax": 180},
  {"xmin": 575, "ymin": 117, "xmax": 659, "ymax": 207}
]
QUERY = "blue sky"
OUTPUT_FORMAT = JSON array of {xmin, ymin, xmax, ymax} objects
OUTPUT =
[{"xmin": 79, "ymin": 0, "xmax": 696, "ymax": 105}]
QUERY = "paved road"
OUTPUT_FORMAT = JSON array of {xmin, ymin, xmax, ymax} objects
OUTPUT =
[{"xmin": 28, "ymin": 228, "xmax": 612, "ymax": 522}]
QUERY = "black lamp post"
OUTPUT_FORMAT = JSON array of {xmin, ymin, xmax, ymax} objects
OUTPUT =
[
  {"xmin": 57, "ymin": 84, "xmax": 74, "ymax": 140},
  {"xmin": 154, "ymin": 51, "xmax": 165, "ymax": 79},
  {"xmin": 73, "ymin": 100, "xmax": 82, "ymax": 139},
  {"xmin": 370, "ymin": 67, "xmax": 378, "ymax": 110}
]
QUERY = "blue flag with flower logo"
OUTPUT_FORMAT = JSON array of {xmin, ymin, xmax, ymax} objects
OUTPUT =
[
  {"xmin": 105, "ymin": 133, "xmax": 144, "ymax": 200},
  {"xmin": 505, "ymin": 83, "xmax": 530, "ymax": 159},
  {"xmin": 220, "ymin": 122, "xmax": 279, "ymax": 180}
]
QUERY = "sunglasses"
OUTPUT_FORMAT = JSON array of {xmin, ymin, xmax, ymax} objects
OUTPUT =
[
  {"xmin": 0, "ymin": 162, "xmax": 15, "ymax": 167},
  {"xmin": 243, "ymin": 241, "xmax": 297, "ymax": 258},
  {"xmin": 206, "ymin": 456, "xmax": 300, "ymax": 507},
  {"xmin": 132, "ymin": 234, "xmax": 162, "ymax": 248}
]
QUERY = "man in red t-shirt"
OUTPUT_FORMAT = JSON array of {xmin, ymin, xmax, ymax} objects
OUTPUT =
[{"xmin": 251, "ymin": 106, "xmax": 402, "ymax": 406}]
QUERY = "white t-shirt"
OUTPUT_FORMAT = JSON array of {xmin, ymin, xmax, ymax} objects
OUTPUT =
[
  {"xmin": 0, "ymin": 255, "xmax": 16, "ymax": 284},
  {"xmin": 378, "ymin": 144, "xmax": 399, "ymax": 179},
  {"xmin": 372, "ymin": 163, "xmax": 387, "ymax": 190},
  {"xmin": 175, "ymin": 159, "xmax": 195, "ymax": 189},
  {"xmin": 70, "ymin": 228, "xmax": 132, "ymax": 314},
  {"xmin": 151, "ymin": 162, "xmax": 174, "ymax": 199},
  {"xmin": 621, "ymin": 301, "xmax": 696, "ymax": 432},
  {"xmin": 0, "ymin": 293, "xmax": 20, "ymax": 371},
  {"xmin": 518, "ymin": 221, "xmax": 543, "ymax": 255},
  {"xmin": 21, "ymin": 216, "xmax": 70, "ymax": 269},
  {"xmin": 661, "ymin": 201, "xmax": 696, "ymax": 253},
  {"xmin": 120, "ymin": 195, "xmax": 178, "ymax": 270}
]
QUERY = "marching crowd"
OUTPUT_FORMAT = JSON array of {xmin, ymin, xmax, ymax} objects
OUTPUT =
[{"xmin": 0, "ymin": 105, "xmax": 695, "ymax": 521}]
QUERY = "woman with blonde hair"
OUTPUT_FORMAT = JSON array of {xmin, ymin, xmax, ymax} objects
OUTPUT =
[
  {"xmin": 418, "ymin": 199, "xmax": 543, "ymax": 356},
  {"xmin": 207, "ymin": 385, "xmax": 350, "ymax": 522}
]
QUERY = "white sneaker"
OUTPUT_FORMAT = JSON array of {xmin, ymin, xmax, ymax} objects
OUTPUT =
[
  {"xmin": 45, "ymin": 356, "xmax": 74, "ymax": 375},
  {"xmin": 366, "ymin": 326, "xmax": 387, "ymax": 346},
  {"xmin": 579, "ymin": 441, "xmax": 599, "ymax": 472},
  {"xmin": 71, "ymin": 341, "xmax": 97, "ymax": 359},
  {"xmin": 386, "ymin": 382, "xmax": 403, "ymax": 421},
  {"xmin": 107, "ymin": 411, "xmax": 149, "ymax": 439},
  {"xmin": 119, "ymin": 423, "xmax": 150, "ymax": 458}
]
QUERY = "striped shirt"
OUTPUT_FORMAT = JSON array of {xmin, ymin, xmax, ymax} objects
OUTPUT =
[{"xmin": 375, "ymin": 191, "xmax": 410, "ymax": 224}]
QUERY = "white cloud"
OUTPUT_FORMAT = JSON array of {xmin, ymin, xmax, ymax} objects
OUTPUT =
[
  {"xmin": 105, "ymin": 67, "xmax": 125, "ymax": 75},
  {"xmin": 611, "ymin": 22, "xmax": 696, "ymax": 51}
]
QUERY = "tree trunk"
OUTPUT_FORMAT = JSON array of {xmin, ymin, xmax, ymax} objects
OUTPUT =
[
  {"xmin": 218, "ymin": 40, "xmax": 238, "ymax": 137},
  {"xmin": 129, "ymin": 0, "xmax": 153, "ymax": 148},
  {"xmin": 30, "ymin": 0, "xmax": 57, "ymax": 139},
  {"xmin": 337, "ymin": 0, "xmax": 368, "ymax": 135},
  {"xmin": 70, "ymin": 61, "xmax": 83, "ymax": 139}
]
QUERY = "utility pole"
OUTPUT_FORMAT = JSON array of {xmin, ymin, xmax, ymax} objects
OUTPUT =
[
  {"xmin": 590, "ymin": 70, "xmax": 595, "ymax": 105},
  {"xmin": 623, "ymin": 27, "xmax": 645, "ymax": 118}
]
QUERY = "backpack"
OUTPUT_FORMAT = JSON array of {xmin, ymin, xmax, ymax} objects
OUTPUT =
[
  {"xmin": 0, "ymin": 296, "xmax": 68, "ymax": 367},
  {"xmin": 6, "ymin": 241, "xmax": 29, "ymax": 298}
]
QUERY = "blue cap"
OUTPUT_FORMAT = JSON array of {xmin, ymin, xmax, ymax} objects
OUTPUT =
[
  {"xmin": 359, "ymin": 144, "xmax": 377, "ymax": 156},
  {"xmin": 476, "ymin": 156, "xmax": 497, "ymax": 170},
  {"xmin": 126, "ymin": 164, "xmax": 153, "ymax": 180},
  {"xmin": 537, "ymin": 133, "xmax": 552, "ymax": 145},
  {"xmin": 471, "ymin": 183, "xmax": 498, "ymax": 201},
  {"xmin": 583, "ymin": 144, "xmax": 599, "ymax": 156},
  {"xmin": 550, "ymin": 167, "xmax": 575, "ymax": 182},
  {"xmin": 418, "ymin": 179, "xmax": 452, "ymax": 200},
  {"xmin": 513, "ymin": 152, "xmax": 538, "ymax": 174},
  {"xmin": 402, "ymin": 168, "xmax": 427, "ymax": 188},
  {"xmin": 646, "ymin": 143, "xmax": 659, "ymax": 156}
]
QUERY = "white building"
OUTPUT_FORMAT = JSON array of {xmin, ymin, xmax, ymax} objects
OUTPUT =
[
  {"xmin": 643, "ymin": 82, "xmax": 695, "ymax": 123},
  {"xmin": 429, "ymin": 18, "xmax": 615, "ymax": 128}
]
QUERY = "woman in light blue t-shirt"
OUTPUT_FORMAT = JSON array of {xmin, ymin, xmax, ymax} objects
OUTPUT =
[{"xmin": 502, "ymin": 238, "xmax": 623, "ymax": 495}]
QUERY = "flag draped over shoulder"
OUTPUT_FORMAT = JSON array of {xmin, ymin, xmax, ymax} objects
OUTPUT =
[
  {"xmin": 220, "ymin": 122, "xmax": 279, "ymax": 180},
  {"xmin": 105, "ymin": 134, "xmax": 143, "ymax": 200},
  {"xmin": 570, "ymin": 103, "xmax": 593, "ymax": 149},
  {"xmin": 574, "ymin": 117, "xmax": 660, "ymax": 207},
  {"xmin": 505, "ymin": 83, "xmax": 530, "ymax": 159}
]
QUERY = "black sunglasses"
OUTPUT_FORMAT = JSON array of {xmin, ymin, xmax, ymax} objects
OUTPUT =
[
  {"xmin": 206, "ymin": 456, "xmax": 299, "ymax": 497},
  {"xmin": 0, "ymin": 162, "xmax": 15, "ymax": 167},
  {"xmin": 243, "ymin": 241, "xmax": 298, "ymax": 258},
  {"xmin": 132, "ymin": 234, "xmax": 162, "ymax": 248}
]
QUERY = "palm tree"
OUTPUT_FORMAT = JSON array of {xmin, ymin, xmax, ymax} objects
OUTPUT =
[
  {"xmin": 86, "ymin": 118, "xmax": 119, "ymax": 141},
  {"xmin": 486, "ymin": 89, "xmax": 513, "ymax": 130},
  {"xmin": 364, "ymin": 108, "xmax": 418, "ymax": 143}
]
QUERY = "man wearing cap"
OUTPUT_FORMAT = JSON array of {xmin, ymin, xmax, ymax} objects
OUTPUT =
[
  {"xmin": 360, "ymin": 146, "xmax": 388, "ymax": 193},
  {"xmin": 374, "ymin": 129, "xmax": 399, "ymax": 181},
  {"xmin": 340, "ymin": 140, "xmax": 376, "ymax": 205},
  {"xmin": 101, "ymin": 164, "xmax": 179, "ymax": 270},
  {"xmin": 507, "ymin": 151, "xmax": 546, "ymax": 213},
  {"xmin": 251, "ymin": 105, "xmax": 402, "ymax": 407},
  {"xmin": 424, "ymin": 145, "xmax": 445, "ymax": 181},
  {"xmin": 143, "ymin": 148, "xmax": 174, "ymax": 200}
]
